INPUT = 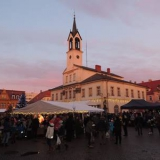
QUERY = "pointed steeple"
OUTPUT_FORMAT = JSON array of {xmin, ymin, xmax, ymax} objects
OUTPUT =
[{"xmin": 72, "ymin": 14, "xmax": 78, "ymax": 36}]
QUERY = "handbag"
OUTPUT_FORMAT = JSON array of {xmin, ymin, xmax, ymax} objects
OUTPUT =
[
  {"xmin": 106, "ymin": 131, "xmax": 110, "ymax": 139},
  {"xmin": 56, "ymin": 136, "xmax": 61, "ymax": 145}
]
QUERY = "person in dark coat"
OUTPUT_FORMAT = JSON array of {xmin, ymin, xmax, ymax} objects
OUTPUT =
[
  {"xmin": 114, "ymin": 116, "xmax": 122, "ymax": 145},
  {"xmin": 135, "ymin": 113, "xmax": 143, "ymax": 135},
  {"xmin": 2, "ymin": 117, "xmax": 11, "ymax": 146},
  {"xmin": 65, "ymin": 114, "xmax": 74, "ymax": 142},
  {"xmin": 31, "ymin": 115, "xmax": 39, "ymax": 138},
  {"xmin": 155, "ymin": 113, "xmax": 160, "ymax": 135},
  {"xmin": 122, "ymin": 112, "xmax": 128, "ymax": 136},
  {"xmin": 97, "ymin": 116, "xmax": 108, "ymax": 145}
]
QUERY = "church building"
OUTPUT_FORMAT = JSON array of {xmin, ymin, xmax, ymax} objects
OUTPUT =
[{"xmin": 50, "ymin": 15, "xmax": 147, "ymax": 113}]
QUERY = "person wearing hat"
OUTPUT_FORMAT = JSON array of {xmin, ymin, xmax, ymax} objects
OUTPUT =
[{"xmin": 46, "ymin": 122, "xmax": 54, "ymax": 153}]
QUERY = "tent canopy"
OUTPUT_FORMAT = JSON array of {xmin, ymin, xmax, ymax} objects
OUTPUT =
[
  {"xmin": 13, "ymin": 100, "xmax": 104, "ymax": 114},
  {"xmin": 0, "ymin": 109, "xmax": 6, "ymax": 113},
  {"xmin": 121, "ymin": 99, "xmax": 159, "ymax": 110}
]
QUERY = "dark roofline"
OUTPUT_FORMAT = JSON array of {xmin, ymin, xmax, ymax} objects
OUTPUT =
[
  {"xmin": 81, "ymin": 74, "xmax": 147, "ymax": 88},
  {"xmin": 74, "ymin": 64, "xmax": 123, "ymax": 78},
  {"xmin": 49, "ymin": 82, "xmax": 81, "ymax": 91}
]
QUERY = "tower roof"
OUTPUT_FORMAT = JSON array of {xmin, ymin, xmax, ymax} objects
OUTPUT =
[{"xmin": 72, "ymin": 14, "xmax": 78, "ymax": 36}]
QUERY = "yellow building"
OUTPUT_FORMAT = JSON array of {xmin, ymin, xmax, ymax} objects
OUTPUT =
[{"xmin": 50, "ymin": 15, "xmax": 147, "ymax": 113}]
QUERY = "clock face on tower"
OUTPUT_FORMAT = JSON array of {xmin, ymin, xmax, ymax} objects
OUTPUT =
[{"xmin": 76, "ymin": 55, "xmax": 79, "ymax": 59}]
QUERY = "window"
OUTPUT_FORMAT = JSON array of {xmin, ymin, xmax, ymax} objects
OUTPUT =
[
  {"xmin": 60, "ymin": 93, "xmax": 62, "ymax": 100},
  {"xmin": 73, "ymin": 73, "xmax": 76, "ymax": 81},
  {"xmin": 138, "ymin": 91, "xmax": 140, "ymax": 98},
  {"xmin": 73, "ymin": 90, "xmax": 76, "ymax": 98},
  {"xmin": 12, "ymin": 95, "xmax": 15, "ymax": 99},
  {"xmin": 149, "ymin": 96, "xmax": 152, "ymax": 101},
  {"xmin": 89, "ymin": 88, "xmax": 92, "ymax": 97},
  {"xmin": 131, "ymin": 90, "xmax": 134, "ymax": 98},
  {"xmin": 114, "ymin": 105, "xmax": 119, "ymax": 115},
  {"xmin": 82, "ymin": 89, "xmax": 85, "ymax": 97},
  {"xmin": 16, "ymin": 95, "xmax": 19, "ymax": 99},
  {"xmin": 142, "ymin": 91, "xmax": 145, "ymax": 99},
  {"xmin": 75, "ymin": 38, "xmax": 80, "ymax": 50},
  {"xmin": 97, "ymin": 86, "xmax": 101, "ymax": 96},
  {"xmin": 56, "ymin": 93, "xmax": 58, "ymax": 100},
  {"xmin": 69, "ymin": 75, "xmax": 72, "ymax": 82},
  {"xmin": 69, "ymin": 91, "xmax": 72, "ymax": 99},
  {"xmin": 69, "ymin": 38, "xmax": 73, "ymax": 50},
  {"xmin": 158, "ymin": 95, "xmax": 160, "ymax": 101},
  {"xmin": 52, "ymin": 94, "xmax": 54, "ymax": 101},
  {"xmin": 117, "ymin": 87, "xmax": 121, "ymax": 96},
  {"xmin": 65, "ymin": 91, "xmax": 68, "ymax": 99},
  {"xmin": 66, "ymin": 76, "xmax": 68, "ymax": 83},
  {"xmin": 111, "ymin": 87, "xmax": 114, "ymax": 96},
  {"xmin": 126, "ymin": 89, "xmax": 129, "ymax": 97}
]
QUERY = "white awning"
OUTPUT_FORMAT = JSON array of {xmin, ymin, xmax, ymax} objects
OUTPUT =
[{"xmin": 0, "ymin": 109, "xmax": 6, "ymax": 113}]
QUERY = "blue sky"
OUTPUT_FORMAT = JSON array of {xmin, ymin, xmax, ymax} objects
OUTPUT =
[{"xmin": 0, "ymin": 0, "xmax": 160, "ymax": 93}]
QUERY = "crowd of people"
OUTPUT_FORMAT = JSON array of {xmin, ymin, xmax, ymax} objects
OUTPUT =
[{"xmin": 0, "ymin": 110, "xmax": 160, "ymax": 152}]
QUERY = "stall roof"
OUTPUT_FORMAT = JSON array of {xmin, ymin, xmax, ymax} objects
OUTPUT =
[
  {"xmin": 121, "ymin": 99, "xmax": 159, "ymax": 109},
  {"xmin": 13, "ymin": 100, "xmax": 103, "ymax": 114},
  {"xmin": 0, "ymin": 109, "xmax": 6, "ymax": 113}
]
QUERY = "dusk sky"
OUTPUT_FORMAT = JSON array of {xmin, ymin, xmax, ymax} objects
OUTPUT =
[{"xmin": 1, "ymin": 0, "xmax": 160, "ymax": 93}]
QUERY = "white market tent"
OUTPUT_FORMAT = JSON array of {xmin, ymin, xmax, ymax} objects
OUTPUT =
[
  {"xmin": 0, "ymin": 109, "xmax": 6, "ymax": 113},
  {"xmin": 13, "ymin": 100, "xmax": 104, "ymax": 115}
]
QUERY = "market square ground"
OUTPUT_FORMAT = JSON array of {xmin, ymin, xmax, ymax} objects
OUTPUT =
[{"xmin": 0, "ymin": 127, "xmax": 160, "ymax": 160}]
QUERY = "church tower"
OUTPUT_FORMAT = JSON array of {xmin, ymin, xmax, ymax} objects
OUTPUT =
[{"xmin": 66, "ymin": 15, "xmax": 83, "ymax": 71}]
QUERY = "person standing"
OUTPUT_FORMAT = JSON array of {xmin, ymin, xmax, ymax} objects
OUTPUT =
[
  {"xmin": 46, "ymin": 122, "xmax": 54, "ymax": 153},
  {"xmin": 114, "ymin": 116, "xmax": 122, "ymax": 145},
  {"xmin": 2, "ymin": 117, "xmax": 11, "ymax": 147},
  {"xmin": 85, "ymin": 116, "xmax": 94, "ymax": 148},
  {"xmin": 97, "ymin": 116, "xmax": 108, "ymax": 145},
  {"xmin": 65, "ymin": 114, "xmax": 75, "ymax": 142},
  {"xmin": 122, "ymin": 112, "xmax": 128, "ymax": 136},
  {"xmin": 155, "ymin": 112, "xmax": 160, "ymax": 135},
  {"xmin": 31, "ymin": 115, "xmax": 39, "ymax": 138},
  {"xmin": 135, "ymin": 113, "xmax": 143, "ymax": 135}
]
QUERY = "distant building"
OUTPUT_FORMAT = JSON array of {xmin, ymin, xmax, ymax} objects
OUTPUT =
[
  {"xmin": 0, "ymin": 89, "xmax": 25, "ymax": 109},
  {"xmin": 50, "ymin": 15, "xmax": 147, "ymax": 114},
  {"xmin": 25, "ymin": 92, "xmax": 38, "ymax": 103},
  {"xmin": 139, "ymin": 79, "xmax": 160, "ymax": 103},
  {"xmin": 28, "ymin": 90, "xmax": 51, "ymax": 104}
]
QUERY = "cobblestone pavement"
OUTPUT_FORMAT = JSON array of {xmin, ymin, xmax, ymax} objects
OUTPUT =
[{"xmin": 0, "ymin": 127, "xmax": 160, "ymax": 160}]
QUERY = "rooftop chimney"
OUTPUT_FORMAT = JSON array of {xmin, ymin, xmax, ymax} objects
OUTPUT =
[
  {"xmin": 141, "ymin": 81, "xmax": 144, "ymax": 83},
  {"xmin": 95, "ymin": 65, "xmax": 101, "ymax": 72},
  {"xmin": 148, "ymin": 79, "xmax": 152, "ymax": 82},
  {"xmin": 107, "ymin": 68, "xmax": 110, "ymax": 74}
]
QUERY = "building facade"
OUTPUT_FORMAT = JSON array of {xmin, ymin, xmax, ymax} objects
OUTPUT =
[
  {"xmin": 25, "ymin": 92, "xmax": 38, "ymax": 103},
  {"xmin": 0, "ymin": 89, "xmax": 25, "ymax": 109},
  {"xmin": 50, "ymin": 16, "xmax": 147, "ymax": 113},
  {"xmin": 139, "ymin": 80, "xmax": 160, "ymax": 103},
  {"xmin": 28, "ymin": 90, "xmax": 51, "ymax": 104}
]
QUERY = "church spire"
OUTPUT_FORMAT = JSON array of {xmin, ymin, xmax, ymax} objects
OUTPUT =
[{"xmin": 72, "ymin": 14, "xmax": 78, "ymax": 36}]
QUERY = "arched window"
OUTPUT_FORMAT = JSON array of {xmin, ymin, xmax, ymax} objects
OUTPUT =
[
  {"xmin": 12, "ymin": 95, "xmax": 15, "ymax": 99},
  {"xmin": 114, "ymin": 105, "xmax": 119, "ymax": 115},
  {"xmin": 69, "ymin": 38, "xmax": 73, "ymax": 50},
  {"xmin": 75, "ymin": 38, "xmax": 80, "ymax": 50},
  {"xmin": 16, "ymin": 95, "xmax": 19, "ymax": 99}
]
